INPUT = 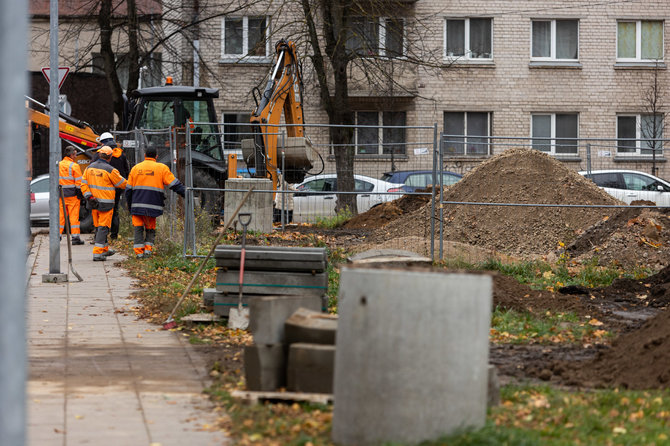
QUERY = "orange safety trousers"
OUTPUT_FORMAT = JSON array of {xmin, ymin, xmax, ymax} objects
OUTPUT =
[
  {"xmin": 132, "ymin": 215, "xmax": 156, "ymax": 255},
  {"xmin": 92, "ymin": 209, "xmax": 114, "ymax": 254},
  {"xmin": 59, "ymin": 196, "xmax": 81, "ymax": 235}
]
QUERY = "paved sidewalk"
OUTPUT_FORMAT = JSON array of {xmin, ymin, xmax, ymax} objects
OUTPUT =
[{"xmin": 26, "ymin": 234, "xmax": 228, "ymax": 446}]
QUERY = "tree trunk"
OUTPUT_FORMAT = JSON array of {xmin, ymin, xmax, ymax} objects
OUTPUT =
[{"xmin": 98, "ymin": 0, "xmax": 125, "ymax": 127}]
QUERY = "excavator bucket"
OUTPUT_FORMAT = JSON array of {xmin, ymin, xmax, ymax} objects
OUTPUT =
[{"xmin": 242, "ymin": 136, "xmax": 314, "ymax": 184}]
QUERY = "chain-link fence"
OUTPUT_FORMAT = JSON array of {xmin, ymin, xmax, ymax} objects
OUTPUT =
[{"xmin": 114, "ymin": 125, "xmax": 670, "ymax": 265}]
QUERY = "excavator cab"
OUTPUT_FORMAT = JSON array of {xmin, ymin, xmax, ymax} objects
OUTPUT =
[{"xmin": 124, "ymin": 85, "xmax": 227, "ymax": 212}]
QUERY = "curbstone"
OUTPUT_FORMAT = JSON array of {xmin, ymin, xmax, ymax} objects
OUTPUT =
[
  {"xmin": 285, "ymin": 307, "xmax": 338, "ymax": 346},
  {"xmin": 249, "ymin": 296, "xmax": 322, "ymax": 345},
  {"xmin": 244, "ymin": 344, "xmax": 287, "ymax": 391},
  {"xmin": 287, "ymin": 343, "xmax": 335, "ymax": 394}
]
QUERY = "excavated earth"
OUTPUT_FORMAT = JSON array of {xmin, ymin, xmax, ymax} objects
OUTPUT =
[{"xmin": 275, "ymin": 148, "xmax": 670, "ymax": 390}]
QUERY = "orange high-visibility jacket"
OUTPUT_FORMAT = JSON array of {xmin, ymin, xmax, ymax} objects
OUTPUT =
[
  {"xmin": 126, "ymin": 157, "xmax": 185, "ymax": 217},
  {"xmin": 58, "ymin": 156, "xmax": 83, "ymax": 198},
  {"xmin": 81, "ymin": 159, "xmax": 127, "ymax": 212}
]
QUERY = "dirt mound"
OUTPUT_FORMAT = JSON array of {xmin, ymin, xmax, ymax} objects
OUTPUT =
[
  {"xmin": 343, "ymin": 194, "xmax": 429, "ymax": 229},
  {"xmin": 373, "ymin": 149, "xmax": 621, "ymax": 256},
  {"xmin": 568, "ymin": 208, "xmax": 670, "ymax": 271},
  {"xmin": 564, "ymin": 308, "xmax": 670, "ymax": 389}
]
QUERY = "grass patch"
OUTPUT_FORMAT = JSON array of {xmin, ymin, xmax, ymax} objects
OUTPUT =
[
  {"xmin": 491, "ymin": 308, "xmax": 612, "ymax": 345},
  {"xmin": 472, "ymin": 257, "xmax": 652, "ymax": 291},
  {"xmin": 204, "ymin": 381, "xmax": 670, "ymax": 445},
  {"xmin": 315, "ymin": 208, "xmax": 353, "ymax": 229}
]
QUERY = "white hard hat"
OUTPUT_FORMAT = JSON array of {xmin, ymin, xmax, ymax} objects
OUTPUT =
[{"xmin": 97, "ymin": 132, "xmax": 114, "ymax": 142}]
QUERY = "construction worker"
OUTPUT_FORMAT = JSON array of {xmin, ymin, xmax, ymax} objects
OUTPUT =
[
  {"xmin": 58, "ymin": 146, "xmax": 84, "ymax": 245},
  {"xmin": 81, "ymin": 146, "xmax": 127, "ymax": 261},
  {"xmin": 96, "ymin": 132, "xmax": 130, "ymax": 239},
  {"xmin": 126, "ymin": 147, "xmax": 185, "ymax": 258}
]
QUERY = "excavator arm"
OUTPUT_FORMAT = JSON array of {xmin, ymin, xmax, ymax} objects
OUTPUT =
[
  {"xmin": 248, "ymin": 39, "xmax": 307, "ymax": 190},
  {"xmin": 26, "ymin": 101, "xmax": 100, "ymax": 149}
]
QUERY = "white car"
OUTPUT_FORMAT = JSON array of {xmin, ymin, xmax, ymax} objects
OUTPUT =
[
  {"xmin": 293, "ymin": 174, "xmax": 404, "ymax": 223},
  {"xmin": 578, "ymin": 169, "xmax": 670, "ymax": 206},
  {"xmin": 30, "ymin": 174, "xmax": 51, "ymax": 223}
]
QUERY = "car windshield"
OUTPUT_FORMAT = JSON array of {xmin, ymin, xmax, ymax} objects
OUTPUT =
[{"xmin": 31, "ymin": 178, "xmax": 49, "ymax": 193}]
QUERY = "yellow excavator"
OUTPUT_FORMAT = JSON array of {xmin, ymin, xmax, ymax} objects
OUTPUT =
[
  {"xmin": 26, "ymin": 96, "xmax": 101, "ymax": 178},
  {"xmin": 242, "ymin": 39, "xmax": 317, "ymax": 190}
]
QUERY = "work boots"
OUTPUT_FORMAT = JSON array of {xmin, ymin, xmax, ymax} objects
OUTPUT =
[
  {"xmin": 71, "ymin": 237, "xmax": 84, "ymax": 245},
  {"xmin": 93, "ymin": 253, "xmax": 106, "ymax": 261},
  {"xmin": 104, "ymin": 249, "xmax": 116, "ymax": 257}
]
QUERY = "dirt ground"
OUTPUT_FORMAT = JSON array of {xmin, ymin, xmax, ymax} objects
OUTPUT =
[{"xmin": 199, "ymin": 148, "xmax": 670, "ymax": 391}]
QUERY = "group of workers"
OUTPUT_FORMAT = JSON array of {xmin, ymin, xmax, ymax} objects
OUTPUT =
[{"xmin": 58, "ymin": 132, "xmax": 186, "ymax": 261}]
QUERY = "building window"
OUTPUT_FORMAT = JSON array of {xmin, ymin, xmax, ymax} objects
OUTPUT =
[
  {"xmin": 443, "ymin": 112, "xmax": 491, "ymax": 156},
  {"xmin": 617, "ymin": 114, "xmax": 664, "ymax": 155},
  {"xmin": 355, "ymin": 111, "xmax": 406, "ymax": 155},
  {"xmin": 444, "ymin": 18, "xmax": 492, "ymax": 60},
  {"xmin": 222, "ymin": 112, "xmax": 252, "ymax": 152},
  {"xmin": 617, "ymin": 20, "xmax": 664, "ymax": 61},
  {"xmin": 346, "ymin": 17, "xmax": 405, "ymax": 57},
  {"xmin": 222, "ymin": 16, "xmax": 269, "ymax": 59},
  {"xmin": 531, "ymin": 113, "xmax": 579, "ymax": 155},
  {"xmin": 531, "ymin": 20, "xmax": 578, "ymax": 60}
]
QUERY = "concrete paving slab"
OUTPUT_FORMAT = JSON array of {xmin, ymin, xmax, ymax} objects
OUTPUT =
[{"xmin": 26, "ymin": 234, "xmax": 229, "ymax": 445}]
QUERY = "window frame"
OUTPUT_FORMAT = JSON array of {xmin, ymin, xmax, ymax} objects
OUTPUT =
[
  {"xmin": 353, "ymin": 111, "xmax": 407, "ymax": 156},
  {"xmin": 616, "ymin": 20, "xmax": 665, "ymax": 62},
  {"xmin": 616, "ymin": 113, "xmax": 665, "ymax": 156},
  {"xmin": 442, "ymin": 111, "xmax": 492, "ymax": 156},
  {"xmin": 443, "ymin": 17, "xmax": 493, "ymax": 61},
  {"xmin": 531, "ymin": 113, "xmax": 580, "ymax": 156},
  {"xmin": 530, "ymin": 19, "xmax": 579, "ymax": 61},
  {"xmin": 221, "ymin": 16, "xmax": 271, "ymax": 61},
  {"xmin": 346, "ymin": 16, "xmax": 407, "ymax": 58}
]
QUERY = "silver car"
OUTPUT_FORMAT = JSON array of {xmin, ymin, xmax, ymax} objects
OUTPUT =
[
  {"xmin": 293, "ymin": 174, "xmax": 404, "ymax": 223},
  {"xmin": 579, "ymin": 169, "xmax": 670, "ymax": 206},
  {"xmin": 30, "ymin": 174, "xmax": 50, "ymax": 223}
]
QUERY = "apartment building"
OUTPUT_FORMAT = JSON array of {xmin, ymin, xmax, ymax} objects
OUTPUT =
[{"xmin": 194, "ymin": 0, "xmax": 669, "ymax": 178}]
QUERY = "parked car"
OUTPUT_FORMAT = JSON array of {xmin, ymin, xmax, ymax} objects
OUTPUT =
[
  {"xmin": 29, "ymin": 174, "xmax": 94, "ymax": 232},
  {"xmin": 29, "ymin": 174, "xmax": 50, "ymax": 224},
  {"xmin": 293, "ymin": 174, "xmax": 404, "ymax": 223},
  {"xmin": 578, "ymin": 169, "xmax": 670, "ymax": 206},
  {"xmin": 380, "ymin": 170, "xmax": 462, "ymax": 192}
]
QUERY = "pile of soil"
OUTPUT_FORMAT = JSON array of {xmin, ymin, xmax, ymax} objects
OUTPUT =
[
  {"xmin": 370, "ymin": 148, "xmax": 621, "ymax": 256},
  {"xmin": 343, "ymin": 194, "xmax": 429, "ymax": 230},
  {"xmin": 567, "ymin": 207, "xmax": 670, "ymax": 271},
  {"xmin": 564, "ymin": 307, "xmax": 670, "ymax": 389}
]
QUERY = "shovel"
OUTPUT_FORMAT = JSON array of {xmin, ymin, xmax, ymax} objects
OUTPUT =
[
  {"xmin": 228, "ymin": 213, "xmax": 252, "ymax": 330},
  {"xmin": 59, "ymin": 186, "xmax": 83, "ymax": 282}
]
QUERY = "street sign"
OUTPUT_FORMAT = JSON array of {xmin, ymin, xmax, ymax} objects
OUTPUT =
[{"xmin": 41, "ymin": 66, "xmax": 70, "ymax": 89}]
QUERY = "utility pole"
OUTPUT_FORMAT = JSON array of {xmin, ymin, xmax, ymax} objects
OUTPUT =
[
  {"xmin": 0, "ymin": 0, "xmax": 28, "ymax": 442},
  {"xmin": 43, "ymin": 0, "xmax": 68, "ymax": 283}
]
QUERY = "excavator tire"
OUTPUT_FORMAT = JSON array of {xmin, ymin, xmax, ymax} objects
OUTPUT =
[{"xmin": 192, "ymin": 168, "xmax": 222, "ymax": 215}]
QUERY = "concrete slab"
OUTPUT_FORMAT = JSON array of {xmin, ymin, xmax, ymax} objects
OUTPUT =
[{"xmin": 248, "ymin": 295, "xmax": 323, "ymax": 345}]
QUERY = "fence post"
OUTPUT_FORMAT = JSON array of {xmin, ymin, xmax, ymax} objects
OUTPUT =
[
  {"xmin": 430, "ymin": 124, "xmax": 437, "ymax": 262},
  {"xmin": 281, "ymin": 132, "xmax": 286, "ymax": 231},
  {"xmin": 438, "ymin": 124, "xmax": 444, "ymax": 260},
  {"xmin": 586, "ymin": 143, "xmax": 592, "ymax": 176}
]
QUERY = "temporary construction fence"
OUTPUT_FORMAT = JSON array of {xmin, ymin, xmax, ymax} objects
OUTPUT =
[{"xmin": 110, "ymin": 125, "xmax": 670, "ymax": 265}]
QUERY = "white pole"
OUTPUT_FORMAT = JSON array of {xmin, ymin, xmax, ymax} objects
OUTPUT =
[{"xmin": 0, "ymin": 0, "xmax": 28, "ymax": 442}]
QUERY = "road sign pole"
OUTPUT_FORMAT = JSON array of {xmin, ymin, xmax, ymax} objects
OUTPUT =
[{"xmin": 48, "ymin": 0, "xmax": 62, "ymax": 276}]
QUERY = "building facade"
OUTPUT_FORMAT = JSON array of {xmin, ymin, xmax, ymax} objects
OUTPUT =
[{"xmin": 193, "ymin": 0, "xmax": 669, "ymax": 179}]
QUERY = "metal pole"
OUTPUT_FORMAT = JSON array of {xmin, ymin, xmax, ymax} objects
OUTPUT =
[
  {"xmin": 281, "ymin": 132, "xmax": 286, "ymax": 231},
  {"xmin": 586, "ymin": 143, "xmax": 592, "ymax": 176},
  {"xmin": 0, "ymin": 0, "xmax": 28, "ymax": 441},
  {"xmin": 430, "ymin": 124, "xmax": 437, "ymax": 262},
  {"xmin": 438, "ymin": 124, "xmax": 444, "ymax": 260},
  {"xmin": 48, "ymin": 0, "xmax": 61, "ymax": 274}
]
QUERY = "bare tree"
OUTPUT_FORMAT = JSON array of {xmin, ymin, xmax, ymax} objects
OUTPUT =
[
  {"xmin": 285, "ymin": 0, "xmax": 447, "ymax": 213},
  {"xmin": 31, "ymin": 0, "xmax": 263, "ymax": 127},
  {"xmin": 642, "ymin": 60, "xmax": 666, "ymax": 177}
]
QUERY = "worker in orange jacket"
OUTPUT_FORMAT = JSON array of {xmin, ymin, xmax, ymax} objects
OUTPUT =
[
  {"xmin": 81, "ymin": 146, "xmax": 127, "ymax": 261},
  {"xmin": 58, "ymin": 146, "xmax": 85, "ymax": 245},
  {"xmin": 125, "ymin": 146, "xmax": 185, "ymax": 258}
]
